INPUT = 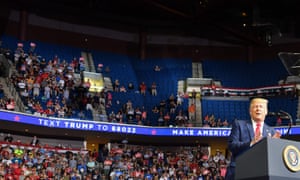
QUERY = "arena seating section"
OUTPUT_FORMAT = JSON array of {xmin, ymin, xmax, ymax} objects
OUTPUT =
[
  {"xmin": 202, "ymin": 59, "xmax": 288, "ymax": 88},
  {"xmin": 0, "ymin": 35, "xmax": 298, "ymax": 126},
  {"xmin": 91, "ymin": 50, "xmax": 192, "ymax": 125}
]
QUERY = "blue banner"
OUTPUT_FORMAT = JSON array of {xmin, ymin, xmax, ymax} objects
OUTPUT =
[{"xmin": 0, "ymin": 110, "xmax": 296, "ymax": 137}]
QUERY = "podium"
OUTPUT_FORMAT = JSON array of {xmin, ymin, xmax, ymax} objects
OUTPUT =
[{"xmin": 235, "ymin": 137, "xmax": 300, "ymax": 180}]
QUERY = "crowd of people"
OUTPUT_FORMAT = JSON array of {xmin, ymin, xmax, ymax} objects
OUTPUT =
[
  {"xmin": 0, "ymin": 42, "xmax": 231, "ymax": 180},
  {"xmin": 105, "ymin": 92, "xmax": 196, "ymax": 127},
  {"xmin": 0, "ymin": 133, "xmax": 229, "ymax": 180},
  {"xmin": 3, "ymin": 40, "xmax": 293, "ymax": 128},
  {"xmin": 0, "ymin": 38, "xmax": 295, "ymax": 180},
  {"xmin": 1, "ymin": 42, "xmax": 208, "ymax": 128},
  {"xmin": 2, "ymin": 42, "xmax": 102, "ymax": 120}
]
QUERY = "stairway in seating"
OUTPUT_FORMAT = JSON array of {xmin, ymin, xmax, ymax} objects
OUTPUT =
[
  {"xmin": 192, "ymin": 62, "xmax": 203, "ymax": 78},
  {"xmin": 0, "ymin": 77, "xmax": 24, "ymax": 112},
  {"xmin": 81, "ymin": 51, "xmax": 96, "ymax": 73},
  {"xmin": 81, "ymin": 52, "xmax": 110, "ymax": 121},
  {"xmin": 191, "ymin": 62, "xmax": 203, "ymax": 126}
]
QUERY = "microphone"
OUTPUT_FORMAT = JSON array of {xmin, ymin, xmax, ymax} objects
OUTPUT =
[
  {"xmin": 267, "ymin": 111, "xmax": 289, "ymax": 119},
  {"xmin": 267, "ymin": 112, "xmax": 282, "ymax": 116}
]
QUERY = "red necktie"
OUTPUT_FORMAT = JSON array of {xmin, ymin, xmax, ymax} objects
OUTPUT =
[{"xmin": 255, "ymin": 122, "xmax": 261, "ymax": 136}]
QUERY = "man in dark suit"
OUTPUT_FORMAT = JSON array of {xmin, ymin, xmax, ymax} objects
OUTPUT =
[
  {"xmin": 225, "ymin": 97, "xmax": 281, "ymax": 180},
  {"xmin": 30, "ymin": 135, "xmax": 40, "ymax": 146},
  {"xmin": 4, "ymin": 133, "xmax": 13, "ymax": 143}
]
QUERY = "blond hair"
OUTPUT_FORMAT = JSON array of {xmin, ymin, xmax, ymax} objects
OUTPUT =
[
  {"xmin": 250, "ymin": 97, "xmax": 268, "ymax": 105},
  {"xmin": 250, "ymin": 97, "xmax": 269, "ymax": 111}
]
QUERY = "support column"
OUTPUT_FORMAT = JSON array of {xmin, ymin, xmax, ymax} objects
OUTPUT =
[
  {"xmin": 139, "ymin": 29, "xmax": 147, "ymax": 60},
  {"xmin": 19, "ymin": 10, "xmax": 28, "ymax": 41}
]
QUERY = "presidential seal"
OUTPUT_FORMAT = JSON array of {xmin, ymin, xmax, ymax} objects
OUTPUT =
[{"xmin": 283, "ymin": 145, "xmax": 300, "ymax": 172}]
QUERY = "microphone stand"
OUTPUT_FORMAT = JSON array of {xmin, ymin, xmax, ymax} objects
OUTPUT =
[{"xmin": 280, "ymin": 110, "xmax": 293, "ymax": 136}]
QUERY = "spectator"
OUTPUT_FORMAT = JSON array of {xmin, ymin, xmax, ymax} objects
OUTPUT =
[
  {"xmin": 154, "ymin": 65, "xmax": 161, "ymax": 72},
  {"xmin": 32, "ymin": 80, "xmax": 40, "ymax": 97},
  {"xmin": 176, "ymin": 92, "xmax": 184, "ymax": 106},
  {"xmin": 106, "ymin": 91, "xmax": 112, "ymax": 107},
  {"xmin": 191, "ymin": 89, "xmax": 197, "ymax": 104},
  {"xmin": 151, "ymin": 82, "xmax": 157, "ymax": 96},
  {"xmin": 216, "ymin": 118, "xmax": 223, "ymax": 127},
  {"xmin": 139, "ymin": 82, "xmax": 147, "ymax": 96},
  {"xmin": 128, "ymin": 82, "xmax": 134, "ymax": 91},
  {"xmin": 6, "ymin": 98, "xmax": 15, "ymax": 111},
  {"xmin": 57, "ymin": 107, "xmax": 65, "ymax": 118},
  {"xmin": 134, "ymin": 107, "xmax": 142, "ymax": 122},
  {"xmin": 69, "ymin": 155, "xmax": 78, "ymax": 169},
  {"xmin": 0, "ymin": 134, "xmax": 228, "ymax": 180},
  {"xmin": 125, "ymin": 100, "xmax": 133, "ymax": 111},
  {"xmin": 175, "ymin": 110, "xmax": 187, "ymax": 127},
  {"xmin": 119, "ymin": 85, "xmax": 126, "ymax": 93},
  {"xmin": 223, "ymin": 119, "xmax": 230, "ymax": 127},
  {"xmin": 84, "ymin": 79, "xmax": 91, "ymax": 90},
  {"xmin": 44, "ymin": 84, "xmax": 51, "ymax": 100},
  {"xmin": 141, "ymin": 107, "xmax": 148, "ymax": 125},
  {"xmin": 152, "ymin": 106, "xmax": 159, "ymax": 114},
  {"xmin": 188, "ymin": 103, "xmax": 196, "ymax": 121},
  {"xmin": 17, "ymin": 80, "xmax": 26, "ymax": 92},
  {"xmin": 97, "ymin": 63, "xmax": 103, "ymax": 73},
  {"xmin": 4, "ymin": 134, "xmax": 13, "ymax": 143},
  {"xmin": 169, "ymin": 100, "xmax": 177, "ymax": 114},
  {"xmin": 127, "ymin": 107, "xmax": 135, "ymax": 123},
  {"xmin": 159, "ymin": 100, "xmax": 166, "ymax": 113},
  {"xmin": 86, "ymin": 94, "xmax": 93, "ymax": 111},
  {"xmin": 113, "ymin": 79, "xmax": 120, "ymax": 92},
  {"xmin": 115, "ymin": 110, "xmax": 124, "ymax": 123},
  {"xmin": 78, "ymin": 110, "xmax": 86, "ymax": 120},
  {"xmin": 109, "ymin": 111, "xmax": 116, "ymax": 122},
  {"xmin": 157, "ymin": 112, "xmax": 164, "ymax": 126},
  {"xmin": 276, "ymin": 117, "xmax": 282, "ymax": 126},
  {"xmin": 163, "ymin": 112, "xmax": 171, "ymax": 126},
  {"xmin": 30, "ymin": 136, "xmax": 40, "ymax": 146}
]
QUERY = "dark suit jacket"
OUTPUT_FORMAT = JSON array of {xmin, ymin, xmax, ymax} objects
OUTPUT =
[
  {"xmin": 30, "ymin": 139, "xmax": 40, "ymax": 146},
  {"xmin": 228, "ymin": 119, "xmax": 276, "ymax": 167}
]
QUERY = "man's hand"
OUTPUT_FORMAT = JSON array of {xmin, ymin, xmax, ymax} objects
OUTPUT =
[
  {"xmin": 250, "ymin": 131, "xmax": 263, "ymax": 146},
  {"xmin": 272, "ymin": 130, "xmax": 281, "ymax": 138}
]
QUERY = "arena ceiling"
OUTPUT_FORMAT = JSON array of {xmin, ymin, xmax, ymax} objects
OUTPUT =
[{"xmin": 2, "ymin": 0, "xmax": 300, "ymax": 46}]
